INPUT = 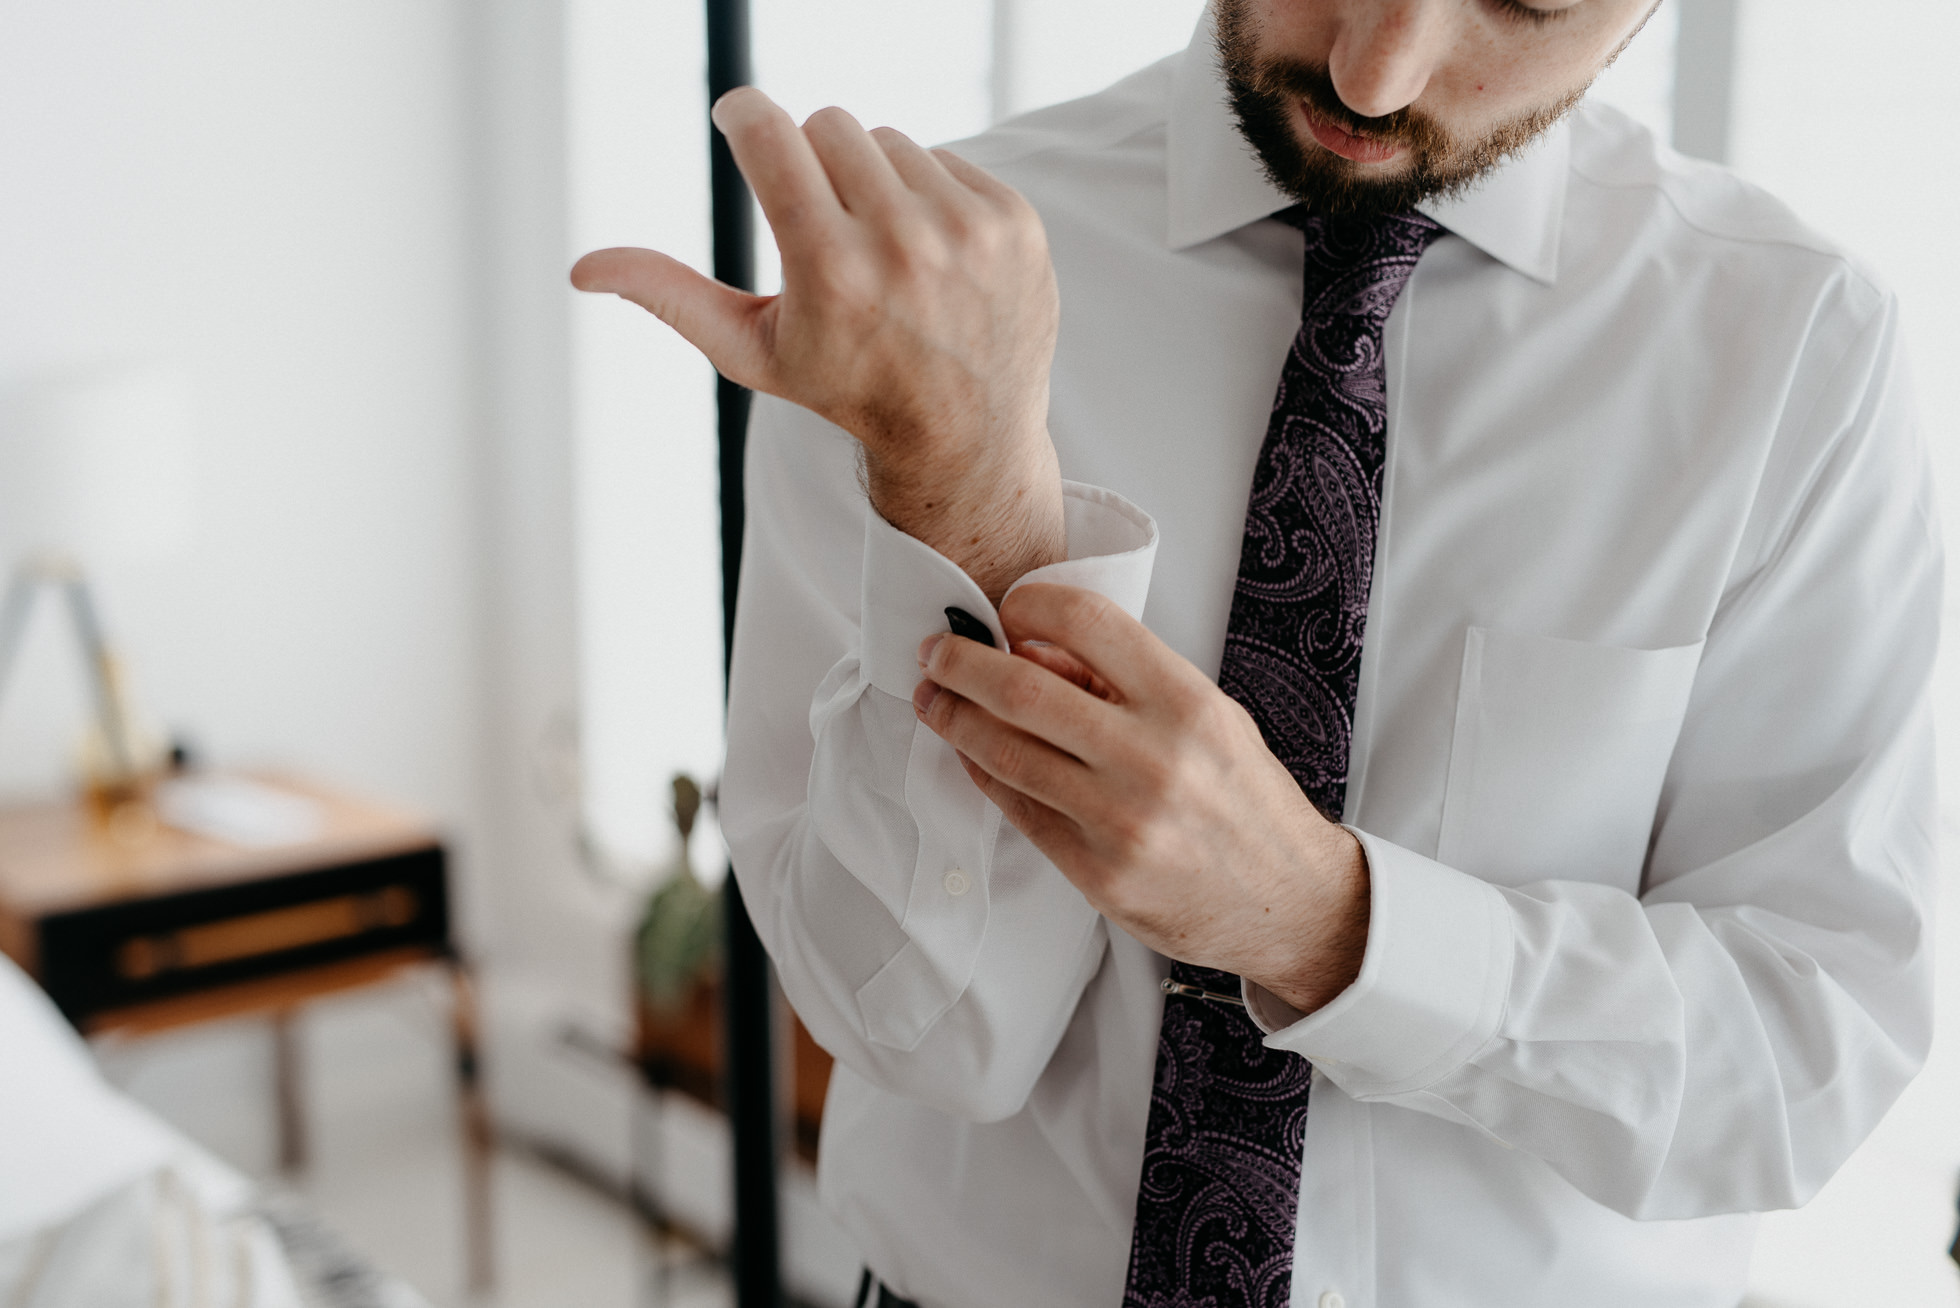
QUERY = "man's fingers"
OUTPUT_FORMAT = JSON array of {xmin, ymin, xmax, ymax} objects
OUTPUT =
[
  {"xmin": 998, "ymin": 585, "xmax": 1166, "ymax": 702},
  {"xmin": 953, "ymin": 750, "xmax": 1089, "ymax": 871},
  {"xmin": 872, "ymin": 127, "xmax": 968, "ymax": 204},
  {"xmin": 933, "ymin": 147, "xmax": 1016, "ymax": 201},
  {"xmin": 570, "ymin": 247, "xmax": 774, "ymax": 391},
  {"xmin": 712, "ymin": 87, "xmax": 842, "ymax": 248},
  {"xmin": 924, "ymin": 681, "xmax": 1100, "ymax": 840},
  {"xmin": 1012, "ymin": 641, "xmax": 1116, "ymax": 701},
  {"xmin": 916, "ymin": 669, "xmax": 1112, "ymax": 822},
  {"xmin": 803, "ymin": 107, "xmax": 906, "ymax": 217},
  {"xmin": 921, "ymin": 634, "xmax": 1117, "ymax": 767}
]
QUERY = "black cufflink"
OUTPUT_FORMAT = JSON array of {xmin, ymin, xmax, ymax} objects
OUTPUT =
[{"xmin": 944, "ymin": 606, "xmax": 996, "ymax": 648}]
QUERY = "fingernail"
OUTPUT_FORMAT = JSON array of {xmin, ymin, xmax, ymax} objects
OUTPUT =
[
  {"xmin": 918, "ymin": 632, "xmax": 947, "ymax": 668},
  {"xmin": 913, "ymin": 680, "xmax": 940, "ymax": 716},
  {"xmin": 710, "ymin": 86, "xmax": 752, "ymax": 127}
]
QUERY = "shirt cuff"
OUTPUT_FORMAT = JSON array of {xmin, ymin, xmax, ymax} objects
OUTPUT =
[
  {"xmin": 1246, "ymin": 829, "xmax": 1514, "ymax": 1096},
  {"xmin": 859, "ymin": 481, "xmax": 1159, "ymax": 700}
]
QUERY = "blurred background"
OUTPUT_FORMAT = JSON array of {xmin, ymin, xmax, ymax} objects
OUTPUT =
[{"xmin": 0, "ymin": 1, "xmax": 1955, "ymax": 1305}]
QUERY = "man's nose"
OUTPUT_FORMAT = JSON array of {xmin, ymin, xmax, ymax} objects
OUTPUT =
[{"xmin": 1327, "ymin": 0, "xmax": 1451, "ymax": 119}]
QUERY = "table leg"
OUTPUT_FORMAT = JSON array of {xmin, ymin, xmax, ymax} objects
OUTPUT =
[
  {"xmin": 449, "ymin": 959, "xmax": 495, "ymax": 1295},
  {"xmin": 273, "ymin": 1009, "xmax": 307, "ymax": 1174}
]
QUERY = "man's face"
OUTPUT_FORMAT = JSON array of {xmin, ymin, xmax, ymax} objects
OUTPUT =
[{"xmin": 1218, "ymin": 0, "xmax": 1660, "ymax": 214}]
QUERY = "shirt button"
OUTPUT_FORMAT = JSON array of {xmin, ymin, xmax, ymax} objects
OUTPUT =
[
  {"xmin": 1318, "ymin": 1293, "xmax": 1345, "ymax": 1308},
  {"xmin": 942, "ymin": 868, "xmax": 971, "ymax": 896}
]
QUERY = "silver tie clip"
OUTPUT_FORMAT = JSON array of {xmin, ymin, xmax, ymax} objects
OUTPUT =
[{"xmin": 1160, "ymin": 976, "xmax": 1246, "ymax": 1008}]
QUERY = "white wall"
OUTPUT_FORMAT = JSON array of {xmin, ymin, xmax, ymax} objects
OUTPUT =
[
  {"xmin": 0, "ymin": 1, "xmax": 482, "ymax": 845},
  {"xmin": 0, "ymin": 0, "xmax": 624, "ymax": 993},
  {"xmin": 993, "ymin": 0, "xmax": 1202, "ymax": 121},
  {"xmin": 752, "ymin": 0, "xmax": 992, "ymax": 141}
]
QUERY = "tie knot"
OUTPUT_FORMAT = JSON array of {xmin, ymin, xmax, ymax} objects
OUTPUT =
[
  {"xmin": 1270, "ymin": 202, "xmax": 1439, "ymax": 239},
  {"xmin": 1272, "ymin": 206, "xmax": 1445, "ymax": 325}
]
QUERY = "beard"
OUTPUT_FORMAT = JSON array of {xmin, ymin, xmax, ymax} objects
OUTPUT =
[{"xmin": 1214, "ymin": 0, "xmax": 1586, "ymax": 215}]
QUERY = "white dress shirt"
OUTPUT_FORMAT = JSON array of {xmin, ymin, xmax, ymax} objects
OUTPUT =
[{"xmin": 719, "ymin": 12, "xmax": 1941, "ymax": 1306}]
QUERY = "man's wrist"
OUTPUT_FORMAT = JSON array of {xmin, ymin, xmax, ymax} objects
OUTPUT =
[
  {"xmin": 1252, "ymin": 825, "xmax": 1371, "ymax": 1016},
  {"xmin": 866, "ymin": 437, "xmax": 1067, "ymax": 603}
]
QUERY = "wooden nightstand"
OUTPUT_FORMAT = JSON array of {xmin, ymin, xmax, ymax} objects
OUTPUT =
[{"xmin": 0, "ymin": 774, "xmax": 493, "ymax": 1292}]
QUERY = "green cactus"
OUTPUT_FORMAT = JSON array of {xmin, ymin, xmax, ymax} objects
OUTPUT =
[{"xmin": 634, "ymin": 774, "xmax": 722, "ymax": 1010}]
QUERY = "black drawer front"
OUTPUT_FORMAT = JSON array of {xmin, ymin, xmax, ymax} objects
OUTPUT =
[{"xmin": 37, "ymin": 845, "xmax": 449, "ymax": 1024}]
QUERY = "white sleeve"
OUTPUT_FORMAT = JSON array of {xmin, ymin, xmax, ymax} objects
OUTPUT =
[
  {"xmin": 720, "ymin": 395, "xmax": 1156, "ymax": 1123},
  {"xmin": 1250, "ymin": 293, "xmax": 1941, "ymax": 1219}
]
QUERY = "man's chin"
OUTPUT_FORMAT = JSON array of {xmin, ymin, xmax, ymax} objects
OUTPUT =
[
  {"xmin": 1229, "ymin": 85, "xmax": 1436, "ymax": 215},
  {"xmin": 1297, "ymin": 136, "xmax": 1419, "ymax": 186},
  {"xmin": 1266, "ymin": 139, "xmax": 1435, "ymax": 216}
]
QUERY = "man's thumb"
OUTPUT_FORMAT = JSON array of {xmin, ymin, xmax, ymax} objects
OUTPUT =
[{"xmin": 571, "ymin": 247, "xmax": 770, "ymax": 388}]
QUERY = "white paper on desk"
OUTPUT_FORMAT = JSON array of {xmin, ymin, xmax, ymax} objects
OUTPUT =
[{"xmin": 155, "ymin": 776, "xmax": 327, "ymax": 848}]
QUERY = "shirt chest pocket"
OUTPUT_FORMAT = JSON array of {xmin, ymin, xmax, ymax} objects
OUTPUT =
[{"xmin": 1436, "ymin": 627, "xmax": 1704, "ymax": 892}]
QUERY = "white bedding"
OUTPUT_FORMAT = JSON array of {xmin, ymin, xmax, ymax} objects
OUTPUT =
[{"xmin": 0, "ymin": 954, "xmax": 365, "ymax": 1307}]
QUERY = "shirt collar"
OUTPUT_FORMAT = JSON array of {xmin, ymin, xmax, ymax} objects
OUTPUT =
[{"xmin": 1165, "ymin": 4, "xmax": 1567, "ymax": 285}]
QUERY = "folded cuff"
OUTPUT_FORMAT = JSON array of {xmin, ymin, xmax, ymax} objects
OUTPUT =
[
  {"xmin": 1249, "ymin": 830, "xmax": 1514, "ymax": 1097},
  {"xmin": 859, "ymin": 482, "xmax": 1159, "ymax": 700}
]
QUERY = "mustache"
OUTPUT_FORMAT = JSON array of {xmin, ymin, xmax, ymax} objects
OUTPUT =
[
  {"xmin": 1251, "ymin": 59, "xmax": 1453, "ymax": 154},
  {"xmin": 1214, "ymin": 0, "xmax": 1584, "ymax": 215}
]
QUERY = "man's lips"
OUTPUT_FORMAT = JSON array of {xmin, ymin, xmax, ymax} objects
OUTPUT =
[{"xmin": 1300, "ymin": 103, "xmax": 1405, "ymax": 164}]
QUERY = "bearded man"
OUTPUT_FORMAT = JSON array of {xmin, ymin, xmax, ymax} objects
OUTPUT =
[{"xmin": 574, "ymin": 1, "xmax": 1940, "ymax": 1304}]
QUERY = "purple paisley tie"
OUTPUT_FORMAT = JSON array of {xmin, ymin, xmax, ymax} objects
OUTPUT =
[{"xmin": 1122, "ymin": 208, "xmax": 1443, "ymax": 1308}]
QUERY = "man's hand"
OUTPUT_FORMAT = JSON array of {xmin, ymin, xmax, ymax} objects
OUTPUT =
[
  {"xmin": 570, "ymin": 87, "xmax": 1065, "ymax": 602},
  {"xmin": 913, "ymin": 583, "xmax": 1371, "ymax": 1016}
]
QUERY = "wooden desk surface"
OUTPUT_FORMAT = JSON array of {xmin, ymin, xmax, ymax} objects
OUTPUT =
[
  {"xmin": 0, "ymin": 774, "xmax": 450, "ymax": 1025},
  {"xmin": 0, "ymin": 775, "xmax": 439, "ymax": 920}
]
